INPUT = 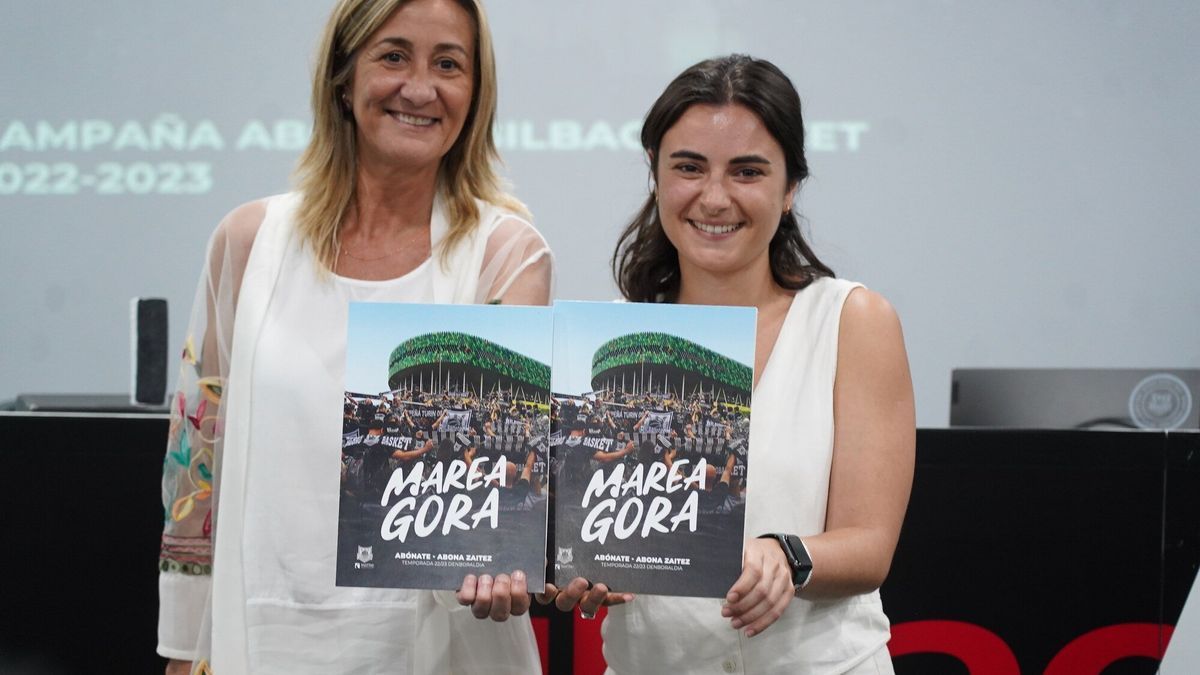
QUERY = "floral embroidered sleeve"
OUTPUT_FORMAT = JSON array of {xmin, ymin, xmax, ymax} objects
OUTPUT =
[
  {"xmin": 157, "ymin": 201, "xmax": 263, "ymax": 664},
  {"xmin": 159, "ymin": 350, "xmax": 219, "ymax": 576}
]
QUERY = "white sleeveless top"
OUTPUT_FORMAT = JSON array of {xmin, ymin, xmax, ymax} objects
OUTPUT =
[
  {"xmin": 204, "ymin": 193, "xmax": 543, "ymax": 673},
  {"xmin": 601, "ymin": 277, "xmax": 893, "ymax": 675},
  {"xmin": 239, "ymin": 225, "xmax": 434, "ymax": 672}
]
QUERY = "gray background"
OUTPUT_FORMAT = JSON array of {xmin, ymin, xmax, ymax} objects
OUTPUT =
[{"xmin": 2, "ymin": 1, "xmax": 1197, "ymax": 427}]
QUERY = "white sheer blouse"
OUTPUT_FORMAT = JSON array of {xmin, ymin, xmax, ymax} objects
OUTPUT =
[{"xmin": 158, "ymin": 192, "xmax": 552, "ymax": 673}]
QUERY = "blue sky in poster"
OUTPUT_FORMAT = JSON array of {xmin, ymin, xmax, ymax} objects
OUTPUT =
[
  {"xmin": 551, "ymin": 301, "xmax": 756, "ymax": 396},
  {"xmin": 344, "ymin": 301, "xmax": 756, "ymax": 396},
  {"xmin": 345, "ymin": 303, "xmax": 553, "ymax": 394}
]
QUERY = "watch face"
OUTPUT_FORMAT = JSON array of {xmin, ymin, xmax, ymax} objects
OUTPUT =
[
  {"xmin": 783, "ymin": 535, "xmax": 813, "ymax": 592},
  {"xmin": 784, "ymin": 534, "xmax": 813, "ymax": 572}
]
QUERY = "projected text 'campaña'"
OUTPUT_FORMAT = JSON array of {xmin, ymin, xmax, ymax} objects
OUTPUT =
[{"xmin": 0, "ymin": 117, "xmax": 869, "ymax": 197}]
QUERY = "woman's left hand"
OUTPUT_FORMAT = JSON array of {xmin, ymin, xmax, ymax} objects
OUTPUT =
[
  {"xmin": 721, "ymin": 538, "xmax": 794, "ymax": 637},
  {"xmin": 457, "ymin": 571, "xmax": 531, "ymax": 622},
  {"xmin": 543, "ymin": 576, "xmax": 634, "ymax": 617}
]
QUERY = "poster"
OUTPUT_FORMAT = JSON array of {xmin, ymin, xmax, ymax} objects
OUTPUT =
[
  {"xmin": 336, "ymin": 303, "xmax": 552, "ymax": 590},
  {"xmin": 550, "ymin": 301, "xmax": 756, "ymax": 597}
]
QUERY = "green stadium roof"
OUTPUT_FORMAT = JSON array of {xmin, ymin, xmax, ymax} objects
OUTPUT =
[
  {"xmin": 591, "ymin": 332, "xmax": 752, "ymax": 395},
  {"xmin": 388, "ymin": 332, "xmax": 549, "ymax": 393}
]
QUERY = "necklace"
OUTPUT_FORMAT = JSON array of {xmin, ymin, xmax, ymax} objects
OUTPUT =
[
  {"xmin": 339, "ymin": 242, "xmax": 405, "ymax": 262},
  {"xmin": 338, "ymin": 228, "xmax": 428, "ymax": 263}
]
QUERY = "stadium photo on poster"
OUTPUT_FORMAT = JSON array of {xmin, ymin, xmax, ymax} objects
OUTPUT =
[
  {"xmin": 550, "ymin": 301, "xmax": 756, "ymax": 597},
  {"xmin": 337, "ymin": 303, "xmax": 552, "ymax": 590}
]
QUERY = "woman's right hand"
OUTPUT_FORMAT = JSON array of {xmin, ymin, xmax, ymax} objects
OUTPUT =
[
  {"xmin": 165, "ymin": 659, "xmax": 192, "ymax": 675},
  {"xmin": 456, "ymin": 571, "xmax": 531, "ymax": 621}
]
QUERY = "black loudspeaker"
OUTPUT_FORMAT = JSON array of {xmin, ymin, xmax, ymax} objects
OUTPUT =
[{"xmin": 131, "ymin": 298, "xmax": 168, "ymax": 406}]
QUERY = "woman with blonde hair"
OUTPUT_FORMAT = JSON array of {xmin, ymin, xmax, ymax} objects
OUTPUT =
[{"xmin": 157, "ymin": 0, "xmax": 551, "ymax": 672}]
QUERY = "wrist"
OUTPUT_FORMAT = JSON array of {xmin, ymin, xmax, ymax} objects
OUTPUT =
[{"xmin": 757, "ymin": 533, "xmax": 814, "ymax": 592}]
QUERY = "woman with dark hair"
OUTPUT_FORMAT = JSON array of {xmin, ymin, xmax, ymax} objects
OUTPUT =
[
  {"xmin": 555, "ymin": 54, "xmax": 915, "ymax": 673},
  {"xmin": 157, "ymin": 0, "xmax": 550, "ymax": 672}
]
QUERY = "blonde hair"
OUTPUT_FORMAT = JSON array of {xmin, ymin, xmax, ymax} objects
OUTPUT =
[{"xmin": 293, "ymin": 0, "xmax": 526, "ymax": 272}]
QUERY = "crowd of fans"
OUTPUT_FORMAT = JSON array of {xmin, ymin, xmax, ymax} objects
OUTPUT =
[
  {"xmin": 341, "ymin": 386, "xmax": 551, "ymax": 512},
  {"xmin": 551, "ymin": 386, "xmax": 751, "ymax": 513},
  {"xmin": 340, "ymin": 377, "xmax": 751, "ymax": 517}
]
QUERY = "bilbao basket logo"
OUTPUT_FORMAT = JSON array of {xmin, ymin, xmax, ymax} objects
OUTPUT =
[
  {"xmin": 1129, "ymin": 373, "xmax": 1193, "ymax": 430},
  {"xmin": 355, "ymin": 545, "xmax": 375, "ymax": 570},
  {"xmin": 556, "ymin": 547, "xmax": 573, "ymax": 566}
]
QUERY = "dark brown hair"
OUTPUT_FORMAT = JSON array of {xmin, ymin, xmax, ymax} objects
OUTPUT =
[{"xmin": 612, "ymin": 54, "xmax": 834, "ymax": 302}]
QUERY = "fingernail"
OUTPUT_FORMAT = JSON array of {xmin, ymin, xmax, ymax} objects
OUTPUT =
[
  {"xmin": 464, "ymin": 574, "xmax": 476, "ymax": 584},
  {"xmin": 731, "ymin": 619, "xmax": 742, "ymax": 629},
  {"xmin": 513, "ymin": 570, "xmax": 526, "ymax": 582},
  {"xmin": 746, "ymin": 629, "xmax": 756, "ymax": 638},
  {"xmin": 480, "ymin": 575, "xmax": 493, "ymax": 585}
]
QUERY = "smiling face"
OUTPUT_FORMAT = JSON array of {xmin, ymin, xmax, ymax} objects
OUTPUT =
[
  {"xmin": 655, "ymin": 103, "xmax": 797, "ymax": 288},
  {"xmin": 347, "ymin": 0, "xmax": 475, "ymax": 175}
]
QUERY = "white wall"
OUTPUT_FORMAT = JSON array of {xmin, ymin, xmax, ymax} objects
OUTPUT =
[{"xmin": 2, "ymin": 1, "xmax": 1198, "ymax": 426}]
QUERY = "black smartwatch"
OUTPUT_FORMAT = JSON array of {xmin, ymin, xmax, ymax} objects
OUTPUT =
[{"xmin": 758, "ymin": 533, "xmax": 814, "ymax": 592}]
